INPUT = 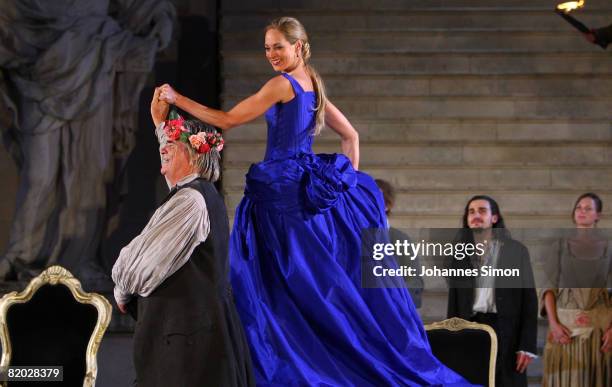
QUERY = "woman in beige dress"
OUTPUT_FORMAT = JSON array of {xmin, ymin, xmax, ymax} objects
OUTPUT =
[{"xmin": 541, "ymin": 192, "xmax": 612, "ymax": 387}]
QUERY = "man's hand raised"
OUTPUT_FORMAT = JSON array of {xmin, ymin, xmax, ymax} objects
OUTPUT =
[{"xmin": 151, "ymin": 87, "xmax": 170, "ymax": 127}]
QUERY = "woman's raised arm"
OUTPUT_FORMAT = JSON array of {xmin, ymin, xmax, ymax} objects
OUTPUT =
[
  {"xmin": 159, "ymin": 76, "xmax": 290, "ymax": 131},
  {"xmin": 325, "ymin": 101, "xmax": 360, "ymax": 170}
]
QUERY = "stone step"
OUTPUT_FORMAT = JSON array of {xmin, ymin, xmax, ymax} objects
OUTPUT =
[
  {"xmin": 221, "ymin": 143, "xmax": 612, "ymax": 167},
  {"xmin": 221, "ymin": 52, "xmax": 612, "ymax": 76},
  {"xmin": 368, "ymin": 190, "xmax": 612, "ymax": 215},
  {"xmin": 223, "ymin": 118, "xmax": 611, "ymax": 143},
  {"xmin": 225, "ymin": 213, "xmax": 612, "ymax": 229},
  {"xmin": 222, "ymin": 74, "xmax": 612, "ymax": 98},
  {"xmin": 221, "ymin": 0, "xmax": 612, "ymax": 12},
  {"xmin": 222, "ymin": 165, "xmax": 612, "ymax": 190},
  {"xmin": 223, "ymin": 30, "xmax": 600, "ymax": 53},
  {"xmin": 222, "ymin": 189, "xmax": 612, "ymax": 227},
  {"xmin": 222, "ymin": 189, "xmax": 612, "ymax": 217},
  {"xmin": 221, "ymin": 10, "xmax": 612, "ymax": 32},
  {"xmin": 390, "ymin": 214, "xmax": 612, "ymax": 228},
  {"xmin": 221, "ymin": 96, "xmax": 612, "ymax": 120},
  {"xmin": 223, "ymin": 137, "xmax": 612, "ymax": 147}
]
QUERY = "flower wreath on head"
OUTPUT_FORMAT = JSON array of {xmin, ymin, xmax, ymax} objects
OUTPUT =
[{"xmin": 163, "ymin": 110, "xmax": 224, "ymax": 154}]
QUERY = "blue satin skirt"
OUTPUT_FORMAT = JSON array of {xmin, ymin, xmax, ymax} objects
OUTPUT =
[{"xmin": 230, "ymin": 153, "xmax": 474, "ymax": 386}]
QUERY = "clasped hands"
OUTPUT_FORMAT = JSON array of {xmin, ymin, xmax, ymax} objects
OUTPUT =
[
  {"xmin": 549, "ymin": 315, "xmax": 612, "ymax": 353},
  {"xmin": 150, "ymin": 84, "xmax": 179, "ymax": 127}
]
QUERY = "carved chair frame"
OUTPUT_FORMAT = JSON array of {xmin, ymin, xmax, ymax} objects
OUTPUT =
[
  {"xmin": 425, "ymin": 317, "xmax": 498, "ymax": 387},
  {"xmin": 0, "ymin": 265, "xmax": 111, "ymax": 387}
]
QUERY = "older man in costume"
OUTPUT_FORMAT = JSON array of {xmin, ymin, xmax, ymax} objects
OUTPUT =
[{"xmin": 112, "ymin": 90, "xmax": 253, "ymax": 387}]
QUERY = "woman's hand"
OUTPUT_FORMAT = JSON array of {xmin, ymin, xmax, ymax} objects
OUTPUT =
[
  {"xmin": 549, "ymin": 321, "xmax": 572, "ymax": 345},
  {"xmin": 159, "ymin": 83, "xmax": 179, "ymax": 104},
  {"xmin": 151, "ymin": 87, "xmax": 169, "ymax": 127},
  {"xmin": 601, "ymin": 326, "xmax": 612, "ymax": 353}
]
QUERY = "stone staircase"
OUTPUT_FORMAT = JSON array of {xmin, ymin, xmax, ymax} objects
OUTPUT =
[
  {"xmin": 220, "ymin": 0, "xmax": 612, "ymax": 229},
  {"xmin": 220, "ymin": 1, "xmax": 612, "ymax": 385}
]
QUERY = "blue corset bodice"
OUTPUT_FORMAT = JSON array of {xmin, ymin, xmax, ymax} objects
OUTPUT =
[
  {"xmin": 245, "ymin": 73, "xmax": 357, "ymax": 214},
  {"xmin": 263, "ymin": 73, "xmax": 316, "ymax": 160}
]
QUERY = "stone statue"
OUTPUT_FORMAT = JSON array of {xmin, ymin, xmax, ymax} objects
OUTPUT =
[{"xmin": 0, "ymin": 0, "xmax": 175, "ymax": 281}]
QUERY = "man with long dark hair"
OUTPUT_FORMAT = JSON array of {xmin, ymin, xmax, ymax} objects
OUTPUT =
[{"xmin": 448, "ymin": 195, "xmax": 538, "ymax": 387}]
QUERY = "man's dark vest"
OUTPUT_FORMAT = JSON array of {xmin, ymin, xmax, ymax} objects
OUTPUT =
[{"xmin": 134, "ymin": 177, "xmax": 231, "ymax": 323}]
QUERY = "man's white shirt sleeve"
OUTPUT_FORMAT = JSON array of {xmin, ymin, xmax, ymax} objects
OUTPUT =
[{"xmin": 112, "ymin": 187, "xmax": 209, "ymax": 305}]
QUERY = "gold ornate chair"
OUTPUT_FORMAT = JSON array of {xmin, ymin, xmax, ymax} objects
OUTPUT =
[
  {"xmin": 0, "ymin": 265, "xmax": 111, "ymax": 386},
  {"xmin": 425, "ymin": 317, "xmax": 497, "ymax": 387}
]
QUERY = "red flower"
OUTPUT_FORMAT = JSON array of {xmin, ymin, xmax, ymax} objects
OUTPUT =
[
  {"xmin": 198, "ymin": 143, "xmax": 211, "ymax": 153},
  {"xmin": 164, "ymin": 127, "xmax": 179, "ymax": 141},
  {"xmin": 164, "ymin": 117, "xmax": 187, "ymax": 141},
  {"xmin": 167, "ymin": 118, "xmax": 184, "ymax": 128}
]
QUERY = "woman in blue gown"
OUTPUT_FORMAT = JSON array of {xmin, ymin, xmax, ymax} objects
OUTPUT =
[{"xmin": 158, "ymin": 16, "xmax": 474, "ymax": 387}]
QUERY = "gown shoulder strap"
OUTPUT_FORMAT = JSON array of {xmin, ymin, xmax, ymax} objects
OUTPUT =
[{"xmin": 281, "ymin": 72, "xmax": 304, "ymax": 95}]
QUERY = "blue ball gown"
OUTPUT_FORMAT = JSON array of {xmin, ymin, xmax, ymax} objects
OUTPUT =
[{"xmin": 230, "ymin": 73, "xmax": 474, "ymax": 386}]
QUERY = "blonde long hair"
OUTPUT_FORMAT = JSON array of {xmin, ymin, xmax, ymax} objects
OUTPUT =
[{"xmin": 266, "ymin": 17, "xmax": 327, "ymax": 135}]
